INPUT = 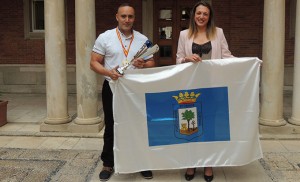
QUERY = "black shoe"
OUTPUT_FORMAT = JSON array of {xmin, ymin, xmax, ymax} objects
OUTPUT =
[
  {"xmin": 185, "ymin": 168, "xmax": 196, "ymax": 181},
  {"xmin": 99, "ymin": 166, "xmax": 114, "ymax": 181},
  {"xmin": 204, "ymin": 174, "xmax": 214, "ymax": 182},
  {"xmin": 140, "ymin": 170, "xmax": 153, "ymax": 179},
  {"xmin": 204, "ymin": 167, "xmax": 214, "ymax": 182}
]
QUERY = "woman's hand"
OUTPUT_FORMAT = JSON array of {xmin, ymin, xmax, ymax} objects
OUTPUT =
[{"xmin": 184, "ymin": 54, "xmax": 202, "ymax": 63}]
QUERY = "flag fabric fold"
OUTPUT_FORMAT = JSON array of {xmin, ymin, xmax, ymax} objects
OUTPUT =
[{"xmin": 110, "ymin": 57, "xmax": 263, "ymax": 173}]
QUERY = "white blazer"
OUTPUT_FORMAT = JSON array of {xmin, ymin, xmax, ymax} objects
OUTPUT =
[{"xmin": 176, "ymin": 27, "xmax": 234, "ymax": 64}]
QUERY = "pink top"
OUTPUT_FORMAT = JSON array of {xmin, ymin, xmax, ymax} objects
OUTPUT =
[{"xmin": 176, "ymin": 27, "xmax": 234, "ymax": 64}]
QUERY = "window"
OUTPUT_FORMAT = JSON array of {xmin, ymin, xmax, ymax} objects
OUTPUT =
[
  {"xmin": 31, "ymin": 0, "xmax": 44, "ymax": 31},
  {"xmin": 290, "ymin": 0, "xmax": 296, "ymax": 38},
  {"xmin": 24, "ymin": 0, "xmax": 45, "ymax": 39}
]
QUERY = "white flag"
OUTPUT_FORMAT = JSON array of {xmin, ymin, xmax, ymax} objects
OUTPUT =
[{"xmin": 110, "ymin": 57, "xmax": 263, "ymax": 173}]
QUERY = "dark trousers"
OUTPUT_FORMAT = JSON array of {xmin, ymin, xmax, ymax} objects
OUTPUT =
[{"xmin": 101, "ymin": 80, "xmax": 114, "ymax": 167}]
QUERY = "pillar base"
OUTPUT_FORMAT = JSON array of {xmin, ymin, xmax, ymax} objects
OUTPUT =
[
  {"xmin": 44, "ymin": 116, "xmax": 71, "ymax": 124},
  {"xmin": 259, "ymin": 117, "xmax": 287, "ymax": 126},
  {"xmin": 288, "ymin": 116, "xmax": 300, "ymax": 126},
  {"xmin": 40, "ymin": 122, "xmax": 70, "ymax": 132},
  {"xmin": 74, "ymin": 116, "xmax": 102, "ymax": 125},
  {"xmin": 259, "ymin": 123, "xmax": 300, "ymax": 136},
  {"xmin": 68, "ymin": 121, "xmax": 104, "ymax": 133}
]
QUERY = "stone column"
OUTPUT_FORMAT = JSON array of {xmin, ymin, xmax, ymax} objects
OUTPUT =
[
  {"xmin": 142, "ymin": 0, "xmax": 153, "ymax": 41},
  {"xmin": 259, "ymin": 0, "xmax": 286, "ymax": 126},
  {"xmin": 289, "ymin": 0, "xmax": 300, "ymax": 126},
  {"xmin": 41, "ymin": 0, "xmax": 70, "ymax": 131},
  {"xmin": 70, "ymin": 0, "xmax": 103, "ymax": 133}
]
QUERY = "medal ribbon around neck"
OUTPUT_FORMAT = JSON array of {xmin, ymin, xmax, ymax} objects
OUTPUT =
[{"xmin": 116, "ymin": 28, "xmax": 134, "ymax": 58}]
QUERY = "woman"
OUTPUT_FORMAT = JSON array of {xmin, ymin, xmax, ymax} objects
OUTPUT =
[{"xmin": 176, "ymin": 1, "xmax": 234, "ymax": 181}]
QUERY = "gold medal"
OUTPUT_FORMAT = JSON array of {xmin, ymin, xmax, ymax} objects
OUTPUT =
[{"xmin": 116, "ymin": 28, "xmax": 134, "ymax": 67}]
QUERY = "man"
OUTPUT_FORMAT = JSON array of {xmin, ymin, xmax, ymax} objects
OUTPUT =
[{"xmin": 90, "ymin": 3, "xmax": 155, "ymax": 181}]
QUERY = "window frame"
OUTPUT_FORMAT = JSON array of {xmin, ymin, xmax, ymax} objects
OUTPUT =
[{"xmin": 24, "ymin": 0, "xmax": 45, "ymax": 39}]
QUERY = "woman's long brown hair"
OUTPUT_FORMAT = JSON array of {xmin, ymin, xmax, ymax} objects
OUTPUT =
[{"xmin": 188, "ymin": 0, "xmax": 216, "ymax": 40}]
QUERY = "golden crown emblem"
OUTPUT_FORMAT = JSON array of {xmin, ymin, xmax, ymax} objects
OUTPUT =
[{"xmin": 173, "ymin": 91, "xmax": 201, "ymax": 104}]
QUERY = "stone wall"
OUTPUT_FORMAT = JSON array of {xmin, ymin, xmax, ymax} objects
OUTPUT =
[
  {"xmin": 0, "ymin": 65, "xmax": 104, "ymax": 94},
  {"xmin": 0, "ymin": 64, "xmax": 294, "ymax": 94}
]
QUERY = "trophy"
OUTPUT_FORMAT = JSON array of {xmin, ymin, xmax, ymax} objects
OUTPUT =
[{"xmin": 117, "ymin": 40, "xmax": 160, "ymax": 75}]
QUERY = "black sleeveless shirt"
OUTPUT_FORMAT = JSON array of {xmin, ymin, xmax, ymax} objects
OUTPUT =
[{"xmin": 192, "ymin": 41, "xmax": 212, "ymax": 59}]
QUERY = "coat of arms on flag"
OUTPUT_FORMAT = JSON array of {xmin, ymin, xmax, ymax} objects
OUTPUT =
[
  {"xmin": 145, "ymin": 87, "xmax": 230, "ymax": 147},
  {"xmin": 172, "ymin": 91, "xmax": 203, "ymax": 141}
]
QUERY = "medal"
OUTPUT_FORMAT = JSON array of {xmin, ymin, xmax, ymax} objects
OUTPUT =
[
  {"xmin": 116, "ymin": 28, "xmax": 134, "ymax": 63},
  {"xmin": 122, "ymin": 59, "xmax": 129, "ymax": 66}
]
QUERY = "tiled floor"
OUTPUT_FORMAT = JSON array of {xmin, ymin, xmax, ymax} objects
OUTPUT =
[
  {"xmin": 1, "ymin": 131, "xmax": 300, "ymax": 181},
  {"xmin": 5, "ymin": 94, "xmax": 77, "ymax": 124},
  {"xmin": 0, "ymin": 135, "xmax": 102, "ymax": 151}
]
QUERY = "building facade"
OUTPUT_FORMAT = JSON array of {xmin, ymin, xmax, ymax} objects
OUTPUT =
[{"xmin": 0, "ymin": 0, "xmax": 300, "ymax": 132}]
